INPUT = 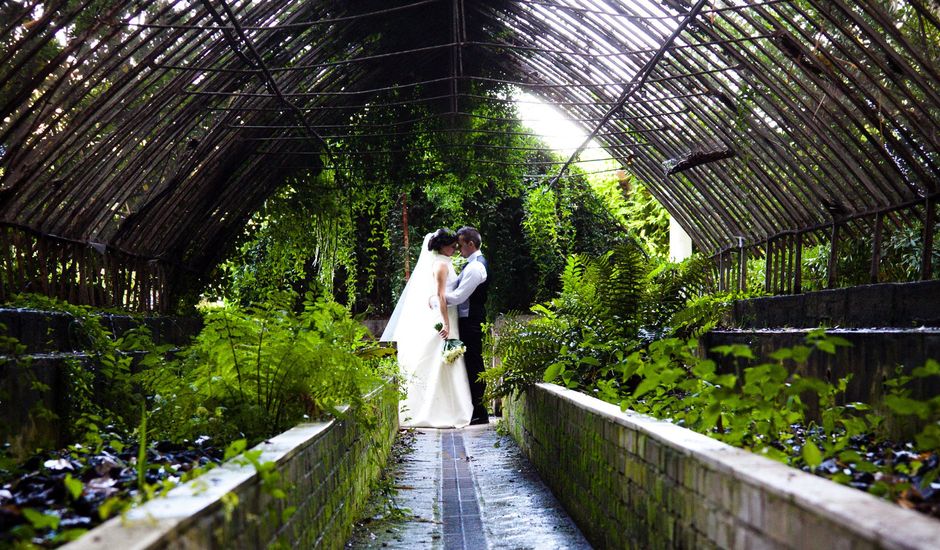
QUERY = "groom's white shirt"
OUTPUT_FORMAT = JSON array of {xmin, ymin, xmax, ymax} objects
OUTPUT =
[{"xmin": 445, "ymin": 250, "xmax": 487, "ymax": 309}]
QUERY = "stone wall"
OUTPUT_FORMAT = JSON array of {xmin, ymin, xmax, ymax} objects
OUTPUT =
[
  {"xmin": 506, "ymin": 383, "xmax": 940, "ymax": 549},
  {"xmin": 709, "ymin": 281, "xmax": 940, "ymax": 433},
  {"xmin": 0, "ymin": 308, "xmax": 202, "ymax": 454},
  {"xmin": 729, "ymin": 280, "xmax": 940, "ymax": 328},
  {"xmin": 66, "ymin": 384, "xmax": 398, "ymax": 550}
]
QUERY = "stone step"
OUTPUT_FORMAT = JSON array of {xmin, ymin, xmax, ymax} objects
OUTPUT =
[
  {"xmin": 702, "ymin": 328, "xmax": 940, "ymax": 434},
  {"xmin": 729, "ymin": 279, "xmax": 940, "ymax": 329},
  {"xmin": 0, "ymin": 308, "xmax": 201, "ymax": 354}
]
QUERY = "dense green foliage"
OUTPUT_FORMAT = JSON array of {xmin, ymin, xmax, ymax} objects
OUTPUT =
[
  {"xmin": 486, "ymin": 246, "xmax": 940, "ymax": 504},
  {"xmin": 206, "ymin": 86, "xmax": 636, "ymax": 319},
  {"xmin": 483, "ymin": 248, "xmax": 714, "ymax": 397},
  {"xmin": 4, "ymin": 291, "xmax": 390, "ymax": 448},
  {"xmin": 2, "ymin": 294, "xmax": 148, "ymax": 448},
  {"xmin": 1, "ymin": 292, "xmax": 391, "ymax": 547},
  {"xmin": 139, "ymin": 291, "xmax": 391, "ymax": 445}
]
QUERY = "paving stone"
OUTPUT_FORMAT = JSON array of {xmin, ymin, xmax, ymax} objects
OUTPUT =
[{"xmin": 349, "ymin": 422, "xmax": 590, "ymax": 549}]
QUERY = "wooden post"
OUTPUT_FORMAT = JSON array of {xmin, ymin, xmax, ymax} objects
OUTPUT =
[
  {"xmin": 764, "ymin": 238, "xmax": 772, "ymax": 293},
  {"xmin": 794, "ymin": 233, "xmax": 803, "ymax": 294},
  {"xmin": 827, "ymin": 223, "xmax": 839, "ymax": 289},
  {"xmin": 771, "ymin": 239, "xmax": 779, "ymax": 294},
  {"xmin": 402, "ymin": 193, "xmax": 410, "ymax": 282},
  {"xmin": 922, "ymin": 198, "xmax": 935, "ymax": 280},
  {"xmin": 738, "ymin": 240, "xmax": 747, "ymax": 293},
  {"xmin": 870, "ymin": 213, "xmax": 883, "ymax": 284},
  {"xmin": 717, "ymin": 250, "xmax": 725, "ymax": 292}
]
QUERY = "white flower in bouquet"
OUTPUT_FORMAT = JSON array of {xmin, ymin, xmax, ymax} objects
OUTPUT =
[
  {"xmin": 442, "ymin": 339, "xmax": 466, "ymax": 364},
  {"xmin": 433, "ymin": 322, "xmax": 466, "ymax": 364}
]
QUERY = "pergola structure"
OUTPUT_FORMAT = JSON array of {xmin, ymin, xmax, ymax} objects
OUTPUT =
[{"xmin": 1, "ymin": 0, "xmax": 938, "ymax": 310}]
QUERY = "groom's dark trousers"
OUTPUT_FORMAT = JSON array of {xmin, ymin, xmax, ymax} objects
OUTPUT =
[{"xmin": 459, "ymin": 316, "xmax": 486, "ymax": 418}]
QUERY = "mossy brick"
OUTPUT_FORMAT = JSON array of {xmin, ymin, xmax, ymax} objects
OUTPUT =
[
  {"xmin": 679, "ymin": 459, "xmax": 696, "ymax": 491},
  {"xmin": 644, "ymin": 438, "xmax": 662, "ymax": 470},
  {"xmin": 761, "ymin": 493, "xmax": 793, "ymax": 545},
  {"xmin": 635, "ymin": 432, "xmax": 647, "ymax": 458},
  {"xmin": 794, "ymin": 508, "xmax": 844, "ymax": 550},
  {"xmin": 691, "ymin": 497, "xmax": 710, "ymax": 532},
  {"xmin": 735, "ymin": 481, "xmax": 764, "ymax": 528}
]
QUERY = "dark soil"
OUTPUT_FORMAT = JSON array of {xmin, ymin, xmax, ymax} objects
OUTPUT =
[
  {"xmin": 787, "ymin": 427, "xmax": 940, "ymax": 519},
  {"xmin": 0, "ymin": 439, "xmax": 223, "ymax": 548}
]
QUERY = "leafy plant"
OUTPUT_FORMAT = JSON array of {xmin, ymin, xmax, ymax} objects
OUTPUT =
[
  {"xmin": 483, "ymin": 249, "xmax": 715, "ymax": 400},
  {"xmin": 2, "ymin": 294, "xmax": 162, "ymax": 447},
  {"xmin": 883, "ymin": 359, "xmax": 940, "ymax": 455},
  {"xmin": 139, "ymin": 290, "xmax": 387, "ymax": 445}
]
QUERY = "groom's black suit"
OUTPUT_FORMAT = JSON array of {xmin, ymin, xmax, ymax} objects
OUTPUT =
[{"xmin": 456, "ymin": 255, "xmax": 489, "ymax": 422}]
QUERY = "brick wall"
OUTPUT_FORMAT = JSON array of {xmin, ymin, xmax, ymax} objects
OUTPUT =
[
  {"xmin": 0, "ymin": 308, "xmax": 202, "ymax": 455},
  {"xmin": 506, "ymin": 383, "xmax": 940, "ymax": 549},
  {"xmin": 66, "ymin": 384, "xmax": 398, "ymax": 550}
]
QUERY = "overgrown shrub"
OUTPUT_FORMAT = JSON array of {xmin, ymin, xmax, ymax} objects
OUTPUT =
[
  {"xmin": 137, "ymin": 291, "xmax": 391, "ymax": 445},
  {"xmin": 486, "ymin": 246, "xmax": 940, "ymax": 506},
  {"xmin": 483, "ymin": 248, "xmax": 714, "ymax": 398}
]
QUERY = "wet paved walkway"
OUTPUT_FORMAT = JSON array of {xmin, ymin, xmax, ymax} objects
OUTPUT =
[{"xmin": 347, "ymin": 421, "xmax": 590, "ymax": 549}]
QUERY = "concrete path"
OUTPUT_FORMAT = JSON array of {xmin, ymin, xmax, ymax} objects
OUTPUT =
[{"xmin": 347, "ymin": 420, "xmax": 591, "ymax": 549}]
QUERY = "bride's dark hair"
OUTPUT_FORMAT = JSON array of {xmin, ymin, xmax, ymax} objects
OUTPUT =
[{"xmin": 427, "ymin": 228, "xmax": 457, "ymax": 251}]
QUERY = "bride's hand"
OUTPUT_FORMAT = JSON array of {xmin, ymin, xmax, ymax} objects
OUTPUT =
[{"xmin": 439, "ymin": 325, "xmax": 449, "ymax": 339}]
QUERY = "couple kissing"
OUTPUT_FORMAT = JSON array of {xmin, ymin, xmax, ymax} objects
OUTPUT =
[{"xmin": 381, "ymin": 226, "xmax": 489, "ymax": 428}]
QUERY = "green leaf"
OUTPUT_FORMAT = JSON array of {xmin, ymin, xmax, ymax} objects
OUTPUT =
[
  {"xmin": 709, "ymin": 345, "xmax": 734, "ymax": 356},
  {"xmin": 224, "ymin": 439, "xmax": 248, "ymax": 461},
  {"xmin": 52, "ymin": 528, "xmax": 89, "ymax": 543},
  {"xmin": 98, "ymin": 496, "xmax": 127, "ymax": 520},
  {"xmin": 543, "ymin": 362, "xmax": 564, "ymax": 383},
  {"xmin": 790, "ymin": 345, "xmax": 812, "ymax": 363},
  {"xmin": 710, "ymin": 344, "xmax": 754, "ymax": 359},
  {"xmin": 914, "ymin": 423, "xmax": 940, "ymax": 451},
  {"xmin": 64, "ymin": 474, "xmax": 83, "ymax": 501},
  {"xmin": 913, "ymin": 359, "xmax": 940, "ymax": 378},
  {"xmin": 633, "ymin": 376, "xmax": 660, "ymax": 399},
  {"xmin": 22, "ymin": 508, "xmax": 60, "ymax": 530},
  {"xmin": 868, "ymin": 481, "xmax": 889, "ymax": 497},
  {"xmin": 884, "ymin": 395, "xmax": 931, "ymax": 419},
  {"xmin": 838, "ymin": 450, "xmax": 862, "ymax": 463},
  {"xmin": 691, "ymin": 359, "xmax": 716, "ymax": 379},
  {"xmin": 816, "ymin": 340, "xmax": 836, "ymax": 354},
  {"xmin": 729, "ymin": 344, "xmax": 755, "ymax": 359},
  {"xmin": 802, "ymin": 441, "xmax": 823, "ymax": 468},
  {"xmin": 282, "ymin": 506, "xmax": 297, "ymax": 522}
]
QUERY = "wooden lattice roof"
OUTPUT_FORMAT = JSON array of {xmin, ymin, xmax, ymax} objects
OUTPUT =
[{"xmin": 1, "ymin": 0, "xmax": 938, "ymax": 289}]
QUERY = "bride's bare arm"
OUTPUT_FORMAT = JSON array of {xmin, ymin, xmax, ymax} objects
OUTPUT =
[{"xmin": 434, "ymin": 262, "xmax": 450, "ymax": 338}]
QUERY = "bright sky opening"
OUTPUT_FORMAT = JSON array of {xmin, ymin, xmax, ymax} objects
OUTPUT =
[{"xmin": 512, "ymin": 90, "xmax": 615, "ymax": 171}]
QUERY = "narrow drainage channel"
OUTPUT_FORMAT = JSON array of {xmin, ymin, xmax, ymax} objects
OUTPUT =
[
  {"xmin": 441, "ymin": 431, "xmax": 486, "ymax": 549},
  {"xmin": 346, "ymin": 423, "xmax": 590, "ymax": 549}
]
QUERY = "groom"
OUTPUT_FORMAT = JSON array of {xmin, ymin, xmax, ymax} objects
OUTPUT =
[{"xmin": 446, "ymin": 226, "xmax": 489, "ymax": 425}]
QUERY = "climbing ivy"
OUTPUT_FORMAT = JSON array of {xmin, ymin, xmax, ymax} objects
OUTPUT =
[{"xmin": 205, "ymin": 85, "xmax": 637, "ymax": 319}]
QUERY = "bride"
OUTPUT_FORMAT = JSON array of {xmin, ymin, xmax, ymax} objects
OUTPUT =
[{"xmin": 381, "ymin": 229, "xmax": 474, "ymax": 428}]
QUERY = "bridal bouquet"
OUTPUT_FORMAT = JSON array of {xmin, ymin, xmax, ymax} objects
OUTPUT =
[{"xmin": 434, "ymin": 323, "xmax": 467, "ymax": 364}]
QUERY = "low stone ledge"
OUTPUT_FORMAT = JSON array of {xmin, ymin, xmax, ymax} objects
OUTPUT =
[
  {"xmin": 506, "ymin": 383, "xmax": 940, "ymax": 549},
  {"xmin": 703, "ymin": 328, "xmax": 940, "ymax": 432},
  {"xmin": 729, "ymin": 280, "xmax": 940, "ymax": 329},
  {"xmin": 65, "ymin": 384, "xmax": 398, "ymax": 550}
]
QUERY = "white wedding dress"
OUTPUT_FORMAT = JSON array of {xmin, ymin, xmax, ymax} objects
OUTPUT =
[{"xmin": 381, "ymin": 234, "xmax": 473, "ymax": 428}]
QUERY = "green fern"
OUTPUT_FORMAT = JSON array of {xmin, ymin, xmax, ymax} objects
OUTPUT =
[{"xmin": 485, "ymin": 249, "xmax": 721, "ymax": 399}]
